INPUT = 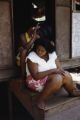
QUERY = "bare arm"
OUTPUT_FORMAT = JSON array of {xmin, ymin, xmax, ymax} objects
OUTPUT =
[
  {"xmin": 27, "ymin": 59, "xmax": 57, "ymax": 80},
  {"xmin": 55, "ymin": 58, "xmax": 65, "ymax": 75},
  {"xmin": 20, "ymin": 34, "xmax": 27, "ymax": 48},
  {"xmin": 20, "ymin": 33, "xmax": 39, "ymax": 53},
  {"xmin": 20, "ymin": 26, "xmax": 40, "ymax": 53},
  {"xmin": 55, "ymin": 58, "xmax": 62, "ymax": 69}
]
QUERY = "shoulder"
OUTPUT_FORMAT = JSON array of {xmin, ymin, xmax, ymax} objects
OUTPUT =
[
  {"xmin": 50, "ymin": 51, "xmax": 57, "ymax": 59},
  {"xmin": 27, "ymin": 52, "xmax": 39, "ymax": 63},
  {"xmin": 27, "ymin": 51, "xmax": 36, "ymax": 57}
]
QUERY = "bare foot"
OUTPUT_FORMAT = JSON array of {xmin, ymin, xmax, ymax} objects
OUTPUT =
[{"xmin": 71, "ymin": 89, "xmax": 80, "ymax": 97}]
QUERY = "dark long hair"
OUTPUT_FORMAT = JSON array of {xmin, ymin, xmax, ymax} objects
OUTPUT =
[{"xmin": 32, "ymin": 38, "xmax": 55, "ymax": 53}]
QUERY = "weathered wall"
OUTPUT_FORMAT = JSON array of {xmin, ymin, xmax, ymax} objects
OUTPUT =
[
  {"xmin": 56, "ymin": 0, "xmax": 70, "ymax": 6},
  {"xmin": 55, "ymin": 0, "xmax": 80, "ymax": 68},
  {"xmin": 0, "ymin": 1, "xmax": 12, "ymax": 66},
  {"xmin": 55, "ymin": 0, "xmax": 71, "ymax": 59},
  {"xmin": 0, "ymin": 0, "xmax": 14, "ymax": 81},
  {"xmin": 72, "ymin": 13, "xmax": 80, "ymax": 58}
]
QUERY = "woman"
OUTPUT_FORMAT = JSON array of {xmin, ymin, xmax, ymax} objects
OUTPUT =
[{"xmin": 26, "ymin": 38, "xmax": 80, "ymax": 109}]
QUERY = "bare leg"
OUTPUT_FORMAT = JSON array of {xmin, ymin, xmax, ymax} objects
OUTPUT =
[
  {"xmin": 37, "ymin": 74, "xmax": 63, "ymax": 109},
  {"xmin": 37, "ymin": 72, "xmax": 80, "ymax": 109},
  {"xmin": 63, "ymin": 71, "xmax": 80, "ymax": 96}
]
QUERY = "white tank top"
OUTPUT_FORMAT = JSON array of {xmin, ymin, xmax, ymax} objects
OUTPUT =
[{"xmin": 26, "ymin": 51, "xmax": 57, "ymax": 76}]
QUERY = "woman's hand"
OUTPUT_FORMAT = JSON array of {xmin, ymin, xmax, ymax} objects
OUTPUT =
[
  {"xmin": 28, "ymin": 25, "xmax": 40, "ymax": 41},
  {"xmin": 52, "ymin": 68, "xmax": 65, "ymax": 76},
  {"xmin": 31, "ymin": 31, "xmax": 40, "ymax": 41}
]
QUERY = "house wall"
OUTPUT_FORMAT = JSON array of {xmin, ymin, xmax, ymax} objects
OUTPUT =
[
  {"xmin": 0, "ymin": 0, "xmax": 15, "ymax": 81},
  {"xmin": 72, "ymin": 13, "xmax": 80, "ymax": 58},
  {"xmin": 55, "ymin": 0, "xmax": 80, "ymax": 68},
  {"xmin": 55, "ymin": 0, "xmax": 71, "ymax": 60}
]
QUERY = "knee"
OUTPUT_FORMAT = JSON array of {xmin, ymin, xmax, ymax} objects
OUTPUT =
[
  {"xmin": 49, "ymin": 74, "xmax": 63, "ymax": 84},
  {"xmin": 54, "ymin": 74, "xmax": 63, "ymax": 81},
  {"xmin": 64, "ymin": 71, "xmax": 72, "ymax": 80}
]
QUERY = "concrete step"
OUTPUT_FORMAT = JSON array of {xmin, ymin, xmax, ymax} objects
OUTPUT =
[
  {"xmin": 10, "ymin": 79, "xmax": 80, "ymax": 120},
  {"xmin": 46, "ymin": 98, "xmax": 80, "ymax": 120},
  {"xmin": 43, "ymin": 88, "xmax": 80, "ymax": 120}
]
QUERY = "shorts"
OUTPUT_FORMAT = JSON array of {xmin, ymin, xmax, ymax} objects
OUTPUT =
[{"xmin": 26, "ymin": 75, "xmax": 48, "ymax": 92}]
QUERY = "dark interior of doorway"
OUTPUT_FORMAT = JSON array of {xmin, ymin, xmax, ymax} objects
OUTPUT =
[{"xmin": 13, "ymin": 0, "xmax": 55, "ymax": 71}]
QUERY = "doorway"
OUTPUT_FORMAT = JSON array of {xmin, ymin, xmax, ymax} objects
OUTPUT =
[{"xmin": 12, "ymin": 0, "xmax": 55, "ymax": 68}]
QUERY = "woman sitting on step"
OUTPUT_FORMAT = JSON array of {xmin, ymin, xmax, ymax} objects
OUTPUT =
[{"xmin": 25, "ymin": 38, "xmax": 80, "ymax": 109}]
